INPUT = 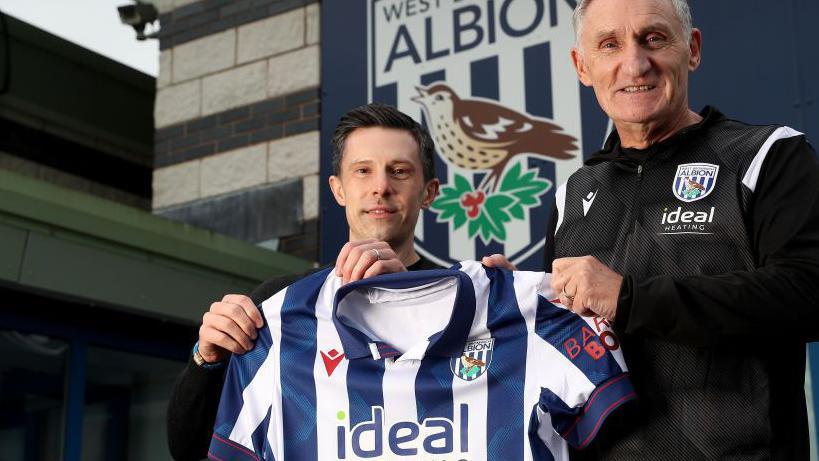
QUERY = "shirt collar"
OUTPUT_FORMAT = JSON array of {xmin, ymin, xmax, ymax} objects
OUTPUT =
[
  {"xmin": 590, "ymin": 105, "xmax": 724, "ymax": 166},
  {"xmin": 332, "ymin": 269, "xmax": 476, "ymax": 361}
]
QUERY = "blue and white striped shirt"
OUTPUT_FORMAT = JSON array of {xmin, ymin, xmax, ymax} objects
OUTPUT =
[{"xmin": 209, "ymin": 261, "xmax": 634, "ymax": 461}]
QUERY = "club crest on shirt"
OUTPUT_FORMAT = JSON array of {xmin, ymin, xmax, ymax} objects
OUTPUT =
[
  {"xmin": 451, "ymin": 338, "xmax": 494, "ymax": 381},
  {"xmin": 673, "ymin": 163, "xmax": 719, "ymax": 202}
]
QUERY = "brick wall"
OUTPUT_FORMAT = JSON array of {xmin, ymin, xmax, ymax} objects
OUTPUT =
[
  {"xmin": 153, "ymin": 88, "xmax": 318, "ymax": 167},
  {"xmin": 150, "ymin": 0, "xmax": 321, "ymax": 262},
  {"xmin": 155, "ymin": 0, "xmax": 318, "ymax": 51}
]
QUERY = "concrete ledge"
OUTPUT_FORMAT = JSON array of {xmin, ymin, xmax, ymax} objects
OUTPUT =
[
  {"xmin": 156, "ymin": 179, "xmax": 304, "ymax": 243},
  {"xmin": 0, "ymin": 169, "xmax": 311, "ymax": 283}
]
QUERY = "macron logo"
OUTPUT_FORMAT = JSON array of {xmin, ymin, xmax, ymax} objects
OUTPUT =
[
  {"xmin": 320, "ymin": 348, "xmax": 345, "ymax": 377},
  {"xmin": 582, "ymin": 189, "xmax": 598, "ymax": 217}
]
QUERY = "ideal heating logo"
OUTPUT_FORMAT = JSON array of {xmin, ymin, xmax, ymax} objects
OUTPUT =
[
  {"xmin": 336, "ymin": 404, "xmax": 470, "ymax": 459},
  {"xmin": 658, "ymin": 206, "xmax": 716, "ymax": 235}
]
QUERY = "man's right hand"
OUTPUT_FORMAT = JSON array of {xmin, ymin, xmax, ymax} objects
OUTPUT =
[
  {"xmin": 335, "ymin": 239, "xmax": 407, "ymax": 284},
  {"xmin": 198, "ymin": 294, "xmax": 264, "ymax": 363}
]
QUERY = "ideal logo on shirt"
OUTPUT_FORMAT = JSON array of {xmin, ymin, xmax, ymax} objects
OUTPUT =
[
  {"xmin": 657, "ymin": 206, "xmax": 717, "ymax": 236},
  {"xmin": 335, "ymin": 404, "xmax": 469, "ymax": 459}
]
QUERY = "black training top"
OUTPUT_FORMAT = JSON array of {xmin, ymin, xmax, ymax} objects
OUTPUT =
[{"xmin": 548, "ymin": 107, "xmax": 819, "ymax": 461}]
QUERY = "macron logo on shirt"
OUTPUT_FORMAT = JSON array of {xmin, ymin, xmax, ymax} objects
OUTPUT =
[
  {"xmin": 582, "ymin": 189, "xmax": 598, "ymax": 217},
  {"xmin": 208, "ymin": 264, "xmax": 636, "ymax": 461},
  {"xmin": 320, "ymin": 348, "xmax": 345, "ymax": 377}
]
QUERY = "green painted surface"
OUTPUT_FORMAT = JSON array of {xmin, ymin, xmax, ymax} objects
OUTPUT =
[
  {"xmin": 0, "ymin": 221, "xmax": 27, "ymax": 281},
  {"xmin": 19, "ymin": 232, "xmax": 255, "ymax": 323},
  {"xmin": 0, "ymin": 169, "xmax": 312, "ymax": 281},
  {"xmin": 0, "ymin": 170, "xmax": 313, "ymax": 323}
]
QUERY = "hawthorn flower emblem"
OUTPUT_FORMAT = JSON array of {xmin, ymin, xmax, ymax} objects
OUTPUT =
[{"xmin": 430, "ymin": 162, "xmax": 552, "ymax": 243}]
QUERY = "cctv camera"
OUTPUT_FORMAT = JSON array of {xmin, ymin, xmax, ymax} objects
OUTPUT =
[{"xmin": 118, "ymin": 2, "xmax": 159, "ymax": 40}]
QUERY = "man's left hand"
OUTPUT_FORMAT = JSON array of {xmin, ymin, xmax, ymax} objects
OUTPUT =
[
  {"xmin": 551, "ymin": 256, "xmax": 623, "ymax": 321},
  {"xmin": 336, "ymin": 239, "xmax": 407, "ymax": 284}
]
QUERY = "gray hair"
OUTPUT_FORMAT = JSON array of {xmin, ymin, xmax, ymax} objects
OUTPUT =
[{"xmin": 572, "ymin": 0, "xmax": 693, "ymax": 48}]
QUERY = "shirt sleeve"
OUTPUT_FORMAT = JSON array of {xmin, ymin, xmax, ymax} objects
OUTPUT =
[
  {"xmin": 617, "ymin": 134, "xmax": 819, "ymax": 345},
  {"xmin": 166, "ymin": 275, "xmax": 299, "ymax": 460},
  {"xmin": 532, "ymin": 292, "xmax": 635, "ymax": 449},
  {"xmin": 167, "ymin": 359, "xmax": 226, "ymax": 461},
  {"xmin": 544, "ymin": 201, "xmax": 560, "ymax": 270},
  {"xmin": 208, "ymin": 291, "xmax": 286, "ymax": 460}
]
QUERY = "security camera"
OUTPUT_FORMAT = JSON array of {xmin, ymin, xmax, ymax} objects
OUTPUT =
[{"xmin": 118, "ymin": 1, "xmax": 159, "ymax": 40}]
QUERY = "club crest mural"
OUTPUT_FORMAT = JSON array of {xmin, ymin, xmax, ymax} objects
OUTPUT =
[
  {"xmin": 366, "ymin": 0, "xmax": 585, "ymax": 269},
  {"xmin": 322, "ymin": 0, "xmax": 601, "ymax": 270}
]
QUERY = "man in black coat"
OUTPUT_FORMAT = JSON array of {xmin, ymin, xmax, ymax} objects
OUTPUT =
[{"xmin": 549, "ymin": 0, "xmax": 819, "ymax": 459}]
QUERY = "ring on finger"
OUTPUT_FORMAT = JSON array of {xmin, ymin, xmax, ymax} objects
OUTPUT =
[
  {"xmin": 561, "ymin": 287, "xmax": 575, "ymax": 300},
  {"xmin": 370, "ymin": 248, "xmax": 382, "ymax": 261}
]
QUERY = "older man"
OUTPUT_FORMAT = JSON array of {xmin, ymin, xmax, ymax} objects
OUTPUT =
[{"xmin": 549, "ymin": 0, "xmax": 819, "ymax": 459}]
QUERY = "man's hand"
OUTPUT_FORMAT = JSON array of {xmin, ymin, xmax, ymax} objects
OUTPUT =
[
  {"xmin": 198, "ymin": 294, "xmax": 264, "ymax": 363},
  {"xmin": 335, "ymin": 239, "xmax": 406, "ymax": 284},
  {"xmin": 481, "ymin": 254, "xmax": 517, "ymax": 271},
  {"xmin": 551, "ymin": 256, "xmax": 623, "ymax": 321}
]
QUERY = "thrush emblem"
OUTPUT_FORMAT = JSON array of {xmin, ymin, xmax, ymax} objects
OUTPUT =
[
  {"xmin": 413, "ymin": 83, "xmax": 578, "ymax": 244},
  {"xmin": 673, "ymin": 163, "xmax": 719, "ymax": 202},
  {"xmin": 450, "ymin": 338, "xmax": 494, "ymax": 381},
  {"xmin": 413, "ymin": 83, "xmax": 576, "ymax": 191}
]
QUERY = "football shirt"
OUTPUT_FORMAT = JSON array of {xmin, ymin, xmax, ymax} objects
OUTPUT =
[{"xmin": 209, "ymin": 261, "xmax": 634, "ymax": 461}]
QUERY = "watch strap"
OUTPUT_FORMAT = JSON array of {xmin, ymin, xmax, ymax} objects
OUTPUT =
[{"xmin": 192, "ymin": 341, "xmax": 226, "ymax": 370}]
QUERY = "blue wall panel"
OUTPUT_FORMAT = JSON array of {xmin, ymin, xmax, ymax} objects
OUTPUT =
[{"xmin": 689, "ymin": 0, "xmax": 817, "ymax": 138}]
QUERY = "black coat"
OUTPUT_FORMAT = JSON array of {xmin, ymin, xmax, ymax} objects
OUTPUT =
[{"xmin": 550, "ymin": 107, "xmax": 819, "ymax": 461}]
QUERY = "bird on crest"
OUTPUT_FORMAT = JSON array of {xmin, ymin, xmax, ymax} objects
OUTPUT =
[
  {"xmin": 682, "ymin": 178, "xmax": 706, "ymax": 199},
  {"xmin": 412, "ymin": 83, "xmax": 578, "ymax": 192},
  {"xmin": 461, "ymin": 355, "xmax": 486, "ymax": 368},
  {"xmin": 460, "ymin": 354, "xmax": 486, "ymax": 378}
]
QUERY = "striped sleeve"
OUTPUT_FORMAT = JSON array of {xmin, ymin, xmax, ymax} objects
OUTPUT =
[
  {"xmin": 532, "ymin": 295, "xmax": 635, "ymax": 449},
  {"xmin": 741, "ymin": 126, "xmax": 803, "ymax": 192},
  {"xmin": 554, "ymin": 182, "xmax": 568, "ymax": 234},
  {"xmin": 208, "ymin": 290, "xmax": 287, "ymax": 460}
]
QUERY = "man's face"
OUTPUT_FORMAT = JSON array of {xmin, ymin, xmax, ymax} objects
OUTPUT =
[
  {"xmin": 329, "ymin": 127, "xmax": 439, "ymax": 248},
  {"xmin": 571, "ymin": 0, "xmax": 701, "ymax": 128}
]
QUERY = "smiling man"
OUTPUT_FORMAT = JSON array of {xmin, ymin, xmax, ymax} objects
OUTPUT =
[
  {"xmin": 167, "ymin": 103, "xmax": 443, "ymax": 461},
  {"xmin": 571, "ymin": 0, "xmax": 702, "ymax": 147},
  {"xmin": 547, "ymin": 0, "xmax": 819, "ymax": 459},
  {"xmin": 328, "ymin": 113, "xmax": 440, "ymax": 283}
]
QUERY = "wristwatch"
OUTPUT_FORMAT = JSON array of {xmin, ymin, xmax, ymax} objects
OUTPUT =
[{"xmin": 192, "ymin": 341, "xmax": 225, "ymax": 370}]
